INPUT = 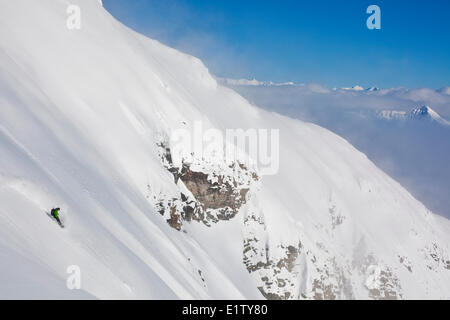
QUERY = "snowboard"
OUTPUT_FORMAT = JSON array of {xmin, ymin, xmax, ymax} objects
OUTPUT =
[{"xmin": 47, "ymin": 212, "xmax": 65, "ymax": 228}]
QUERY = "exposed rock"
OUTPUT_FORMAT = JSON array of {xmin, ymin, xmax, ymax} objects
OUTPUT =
[
  {"xmin": 153, "ymin": 142, "xmax": 258, "ymax": 230},
  {"xmin": 167, "ymin": 205, "xmax": 182, "ymax": 231},
  {"xmin": 398, "ymin": 255, "xmax": 413, "ymax": 273},
  {"xmin": 329, "ymin": 204, "xmax": 345, "ymax": 229},
  {"xmin": 312, "ymin": 278, "xmax": 336, "ymax": 300},
  {"xmin": 179, "ymin": 164, "xmax": 249, "ymax": 217},
  {"xmin": 366, "ymin": 265, "xmax": 402, "ymax": 300},
  {"xmin": 423, "ymin": 242, "xmax": 450, "ymax": 272},
  {"xmin": 243, "ymin": 210, "xmax": 303, "ymax": 300}
]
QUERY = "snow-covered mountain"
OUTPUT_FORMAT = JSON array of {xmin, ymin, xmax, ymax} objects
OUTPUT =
[
  {"xmin": 1, "ymin": 0, "xmax": 449, "ymax": 299},
  {"xmin": 378, "ymin": 106, "xmax": 450, "ymax": 126}
]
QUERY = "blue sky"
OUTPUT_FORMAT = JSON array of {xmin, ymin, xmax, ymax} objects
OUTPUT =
[{"xmin": 103, "ymin": 0, "xmax": 450, "ymax": 89}]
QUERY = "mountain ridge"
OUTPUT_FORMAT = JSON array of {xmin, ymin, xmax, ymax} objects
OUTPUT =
[{"xmin": 0, "ymin": 0, "xmax": 449, "ymax": 299}]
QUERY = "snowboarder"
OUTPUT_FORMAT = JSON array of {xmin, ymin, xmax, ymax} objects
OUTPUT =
[{"xmin": 51, "ymin": 207, "xmax": 63, "ymax": 227}]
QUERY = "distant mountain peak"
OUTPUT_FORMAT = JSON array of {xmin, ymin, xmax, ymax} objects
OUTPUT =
[
  {"xmin": 409, "ymin": 106, "xmax": 449, "ymax": 125},
  {"xmin": 341, "ymin": 85, "xmax": 365, "ymax": 91},
  {"xmin": 340, "ymin": 85, "xmax": 380, "ymax": 92},
  {"xmin": 378, "ymin": 106, "xmax": 449, "ymax": 126}
]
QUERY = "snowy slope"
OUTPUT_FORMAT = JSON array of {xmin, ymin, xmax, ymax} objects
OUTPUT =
[{"xmin": 0, "ymin": 0, "xmax": 449, "ymax": 299}]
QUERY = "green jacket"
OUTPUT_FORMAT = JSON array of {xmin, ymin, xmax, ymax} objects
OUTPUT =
[{"xmin": 52, "ymin": 208, "xmax": 60, "ymax": 219}]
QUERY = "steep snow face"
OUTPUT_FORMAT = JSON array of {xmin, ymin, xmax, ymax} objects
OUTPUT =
[{"xmin": 0, "ymin": 0, "xmax": 449, "ymax": 299}]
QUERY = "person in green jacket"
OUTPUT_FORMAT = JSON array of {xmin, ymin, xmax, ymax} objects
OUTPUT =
[{"xmin": 51, "ymin": 207, "xmax": 62, "ymax": 226}]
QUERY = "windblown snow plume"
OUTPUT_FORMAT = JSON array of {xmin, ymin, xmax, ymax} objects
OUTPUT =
[{"xmin": 0, "ymin": 0, "xmax": 449, "ymax": 299}]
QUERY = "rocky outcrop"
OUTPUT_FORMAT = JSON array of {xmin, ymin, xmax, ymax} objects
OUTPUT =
[
  {"xmin": 398, "ymin": 255, "xmax": 413, "ymax": 273},
  {"xmin": 366, "ymin": 266, "xmax": 402, "ymax": 300},
  {"xmin": 329, "ymin": 204, "xmax": 345, "ymax": 229},
  {"xmin": 153, "ymin": 142, "xmax": 258, "ymax": 230},
  {"xmin": 179, "ymin": 164, "xmax": 249, "ymax": 219},
  {"xmin": 309, "ymin": 255, "xmax": 354, "ymax": 300},
  {"xmin": 423, "ymin": 242, "xmax": 450, "ymax": 271},
  {"xmin": 243, "ymin": 210, "xmax": 303, "ymax": 300}
]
